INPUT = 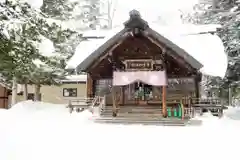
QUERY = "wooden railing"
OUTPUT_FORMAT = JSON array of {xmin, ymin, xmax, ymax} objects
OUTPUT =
[
  {"xmin": 88, "ymin": 96, "xmax": 106, "ymax": 114},
  {"xmin": 66, "ymin": 96, "xmax": 106, "ymax": 113},
  {"xmin": 190, "ymin": 98, "xmax": 222, "ymax": 105},
  {"xmin": 189, "ymin": 97, "xmax": 224, "ymax": 117},
  {"xmin": 99, "ymin": 96, "xmax": 106, "ymax": 116}
]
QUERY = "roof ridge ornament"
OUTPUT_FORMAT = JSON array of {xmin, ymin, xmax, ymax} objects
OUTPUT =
[
  {"xmin": 129, "ymin": 9, "xmax": 141, "ymax": 19},
  {"xmin": 124, "ymin": 10, "xmax": 149, "ymax": 30}
]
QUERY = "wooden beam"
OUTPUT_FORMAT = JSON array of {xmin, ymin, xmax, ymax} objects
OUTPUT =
[
  {"xmin": 144, "ymin": 31, "xmax": 195, "ymax": 72},
  {"xmin": 142, "ymin": 31, "xmax": 165, "ymax": 51},
  {"xmin": 86, "ymin": 73, "xmax": 93, "ymax": 98},
  {"xmin": 194, "ymin": 73, "xmax": 202, "ymax": 99},
  {"xmin": 162, "ymin": 86, "xmax": 167, "ymax": 117},
  {"xmin": 181, "ymin": 100, "xmax": 185, "ymax": 120},
  {"xmin": 88, "ymin": 33, "xmax": 130, "ymax": 72}
]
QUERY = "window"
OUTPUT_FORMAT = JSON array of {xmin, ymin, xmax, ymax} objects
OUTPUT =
[
  {"xmin": 94, "ymin": 79, "xmax": 112, "ymax": 95},
  {"xmin": 28, "ymin": 93, "xmax": 34, "ymax": 100},
  {"xmin": 63, "ymin": 88, "xmax": 77, "ymax": 97},
  {"xmin": 27, "ymin": 93, "xmax": 41, "ymax": 101}
]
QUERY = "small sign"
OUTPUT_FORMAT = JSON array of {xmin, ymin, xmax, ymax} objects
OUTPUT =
[{"xmin": 125, "ymin": 60, "xmax": 152, "ymax": 70}]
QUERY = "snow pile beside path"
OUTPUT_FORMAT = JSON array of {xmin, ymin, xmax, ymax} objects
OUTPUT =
[
  {"xmin": 9, "ymin": 100, "xmax": 94, "ymax": 124},
  {"xmin": 0, "ymin": 108, "xmax": 9, "ymax": 122},
  {"xmin": 1, "ymin": 102, "xmax": 240, "ymax": 160},
  {"xmin": 224, "ymin": 107, "xmax": 240, "ymax": 120},
  {"xmin": 191, "ymin": 108, "xmax": 240, "ymax": 127},
  {"xmin": 10, "ymin": 100, "xmax": 68, "ymax": 114},
  {"xmin": 193, "ymin": 111, "xmax": 220, "ymax": 126}
]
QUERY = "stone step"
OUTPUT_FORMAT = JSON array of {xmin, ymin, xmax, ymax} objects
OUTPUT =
[
  {"xmin": 104, "ymin": 106, "xmax": 163, "ymax": 109},
  {"xmin": 94, "ymin": 119, "xmax": 202, "ymax": 126},
  {"xmin": 102, "ymin": 108, "xmax": 163, "ymax": 111},
  {"xmin": 94, "ymin": 118, "xmax": 187, "ymax": 126},
  {"xmin": 101, "ymin": 114, "xmax": 163, "ymax": 117},
  {"xmin": 101, "ymin": 110, "xmax": 163, "ymax": 113}
]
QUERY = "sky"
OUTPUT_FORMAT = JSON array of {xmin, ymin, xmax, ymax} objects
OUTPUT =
[
  {"xmin": 106, "ymin": 0, "xmax": 200, "ymax": 26},
  {"xmin": 12, "ymin": 0, "xmax": 200, "ymax": 27}
]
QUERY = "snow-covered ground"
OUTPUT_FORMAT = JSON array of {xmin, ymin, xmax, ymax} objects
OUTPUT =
[{"xmin": 0, "ymin": 101, "xmax": 240, "ymax": 160}]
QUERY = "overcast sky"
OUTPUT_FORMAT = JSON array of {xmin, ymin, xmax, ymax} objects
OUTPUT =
[
  {"xmin": 110, "ymin": 0, "xmax": 200, "ymax": 26},
  {"xmin": 16, "ymin": 0, "xmax": 201, "ymax": 28}
]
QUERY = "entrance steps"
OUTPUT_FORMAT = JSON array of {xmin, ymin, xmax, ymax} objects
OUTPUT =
[
  {"xmin": 96, "ymin": 105, "xmax": 195, "ymax": 126},
  {"xmin": 101, "ymin": 105, "xmax": 163, "ymax": 116},
  {"xmin": 94, "ymin": 117, "xmax": 189, "ymax": 126}
]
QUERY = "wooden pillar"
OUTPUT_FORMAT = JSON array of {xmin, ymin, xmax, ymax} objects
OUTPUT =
[
  {"xmin": 195, "ymin": 73, "xmax": 202, "ymax": 99},
  {"xmin": 162, "ymin": 86, "xmax": 167, "ymax": 117},
  {"xmin": 181, "ymin": 100, "xmax": 185, "ymax": 120},
  {"xmin": 194, "ymin": 73, "xmax": 201, "ymax": 106},
  {"xmin": 86, "ymin": 73, "xmax": 93, "ymax": 98},
  {"xmin": 121, "ymin": 86, "xmax": 125, "ymax": 105},
  {"xmin": 161, "ymin": 48, "xmax": 167, "ymax": 118},
  {"xmin": 195, "ymin": 80, "xmax": 200, "ymax": 99},
  {"xmin": 111, "ymin": 86, "xmax": 117, "ymax": 117}
]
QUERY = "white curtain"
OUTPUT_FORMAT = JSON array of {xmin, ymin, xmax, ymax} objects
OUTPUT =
[{"xmin": 113, "ymin": 71, "xmax": 167, "ymax": 86}]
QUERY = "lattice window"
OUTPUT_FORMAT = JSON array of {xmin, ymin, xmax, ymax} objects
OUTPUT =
[
  {"xmin": 94, "ymin": 79, "xmax": 112, "ymax": 95},
  {"xmin": 63, "ymin": 88, "xmax": 77, "ymax": 97}
]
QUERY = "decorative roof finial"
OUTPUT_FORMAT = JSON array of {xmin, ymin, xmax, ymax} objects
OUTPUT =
[{"xmin": 129, "ymin": 9, "xmax": 141, "ymax": 19}]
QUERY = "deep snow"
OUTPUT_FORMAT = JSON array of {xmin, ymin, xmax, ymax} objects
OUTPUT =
[{"xmin": 0, "ymin": 101, "xmax": 240, "ymax": 160}]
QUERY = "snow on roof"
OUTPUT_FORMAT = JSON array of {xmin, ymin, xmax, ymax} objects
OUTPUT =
[
  {"xmin": 151, "ymin": 23, "xmax": 221, "ymax": 36},
  {"xmin": 66, "ymin": 24, "xmax": 227, "ymax": 78},
  {"xmin": 82, "ymin": 29, "xmax": 114, "ymax": 38},
  {"xmin": 65, "ymin": 27, "xmax": 124, "ymax": 69},
  {"xmin": 166, "ymin": 34, "xmax": 227, "ymax": 78},
  {"xmin": 62, "ymin": 75, "xmax": 87, "ymax": 82}
]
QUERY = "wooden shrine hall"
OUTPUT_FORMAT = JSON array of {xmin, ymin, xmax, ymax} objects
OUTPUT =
[{"xmin": 76, "ymin": 10, "xmax": 204, "ymax": 118}]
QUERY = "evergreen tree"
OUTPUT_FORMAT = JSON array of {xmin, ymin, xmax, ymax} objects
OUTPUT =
[
  {"xmin": 182, "ymin": 0, "xmax": 240, "ymax": 99},
  {"xmin": 41, "ymin": 0, "xmax": 102, "ymax": 30},
  {"xmin": 0, "ymin": 0, "xmax": 78, "ymax": 103}
]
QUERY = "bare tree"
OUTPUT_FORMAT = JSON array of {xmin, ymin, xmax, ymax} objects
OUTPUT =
[{"xmin": 100, "ymin": 0, "xmax": 118, "ymax": 29}]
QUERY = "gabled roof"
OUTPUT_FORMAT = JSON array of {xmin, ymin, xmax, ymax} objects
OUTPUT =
[{"xmin": 76, "ymin": 10, "xmax": 203, "ymax": 72}]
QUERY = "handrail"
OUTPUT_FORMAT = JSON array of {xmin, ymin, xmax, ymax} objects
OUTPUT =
[
  {"xmin": 89, "ymin": 96, "xmax": 105, "ymax": 115},
  {"xmin": 89, "ymin": 96, "xmax": 99, "ymax": 114},
  {"xmin": 98, "ymin": 96, "xmax": 105, "ymax": 116}
]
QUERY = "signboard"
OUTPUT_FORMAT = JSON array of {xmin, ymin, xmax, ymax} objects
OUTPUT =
[{"xmin": 124, "ymin": 60, "xmax": 153, "ymax": 70}]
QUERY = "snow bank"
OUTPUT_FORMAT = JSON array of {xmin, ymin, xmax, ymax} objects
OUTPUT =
[
  {"xmin": 224, "ymin": 107, "xmax": 240, "ymax": 120},
  {"xmin": 0, "ymin": 108, "xmax": 9, "ymax": 122},
  {"xmin": 9, "ymin": 100, "xmax": 93, "ymax": 119},
  {"xmin": 1, "ymin": 102, "xmax": 240, "ymax": 160},
  {"xmin": 10, "ymin": 100, "xmax": 66, "ymax": 112}
]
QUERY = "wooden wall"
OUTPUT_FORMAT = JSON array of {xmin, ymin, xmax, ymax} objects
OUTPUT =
[
  {"xmin": 86, "ymin": 32, "xmax": 201, "ymax": 103},
  {"xmin": 92, "ymin": 78, "xmax": 198, "ymax": 106},
  {"xmin": 13, "ymin": 83, "xmax": 87, "ymax": 105},
  {"xmin": 0, "ymin": 85, "xmax": 8, "ymax": 109},
  {"xmin": 86, "ymin": 73, "xmax": 93, "ymax": 98}
]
